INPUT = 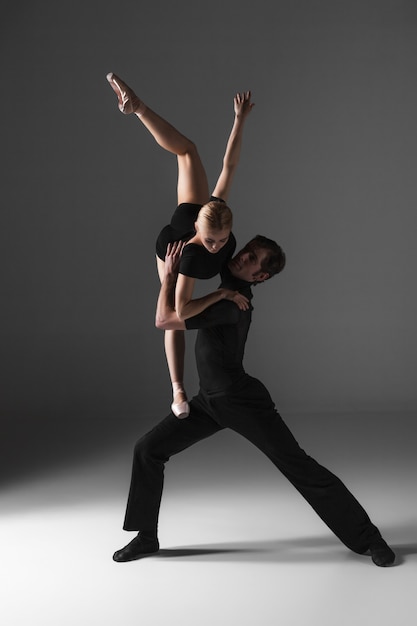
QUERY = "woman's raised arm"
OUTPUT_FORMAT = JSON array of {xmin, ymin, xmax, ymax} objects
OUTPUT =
[{"xmin": 212, "ymin": 91, "xmax": 254, "ymax": 202}]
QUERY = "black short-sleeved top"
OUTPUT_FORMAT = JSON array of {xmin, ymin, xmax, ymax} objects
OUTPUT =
[
  {"xmin": 155, "ymin": 198, "xmax": 236, "ymax": 279},
  {"xmin": 185, "ymin": 266, "xmax": 254, "ymax": 395}
]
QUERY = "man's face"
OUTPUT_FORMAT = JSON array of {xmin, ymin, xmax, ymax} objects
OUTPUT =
[{"xmin": 228, "ymin": 243, "xmax": 269, "ymax": 283}]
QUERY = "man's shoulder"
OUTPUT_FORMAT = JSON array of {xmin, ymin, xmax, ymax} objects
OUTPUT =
[{"xmin": 185, "ymin": 300, "xmax": 249, "ymax": 331}]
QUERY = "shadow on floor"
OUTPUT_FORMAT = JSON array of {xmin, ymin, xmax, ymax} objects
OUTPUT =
[{"xmin": 125, "ymin": 533, "xmax": 417, "ymax": 565}]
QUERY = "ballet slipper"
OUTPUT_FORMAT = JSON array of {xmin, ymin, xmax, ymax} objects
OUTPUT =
[
  {"xmin": 171, "ymin": 382, "xmax": 190, "ymax": 419},
  {"xmin": 171, "ymin": 400, "xmax": 190, "ymax": 419},
  {"xmin": 106, "ymin": 72, "xmax": 146, "ymax": 115}
]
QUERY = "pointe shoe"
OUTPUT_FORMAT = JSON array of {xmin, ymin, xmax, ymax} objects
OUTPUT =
[
  {"xmin": 106, "ymin": 72, "xmax": 144, "ymax": 115},
  {"xmin": 171, "ymin": 400, "xmax": 190, "ymax": 419}
]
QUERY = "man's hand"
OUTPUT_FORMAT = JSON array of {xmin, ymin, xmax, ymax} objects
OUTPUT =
[{"xmin": 164, "ymin": 240, "xmax": 185, "ymax": 279}]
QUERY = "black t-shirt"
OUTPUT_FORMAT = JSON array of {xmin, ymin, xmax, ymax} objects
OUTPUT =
[
  {"xmin": 179, "ymin": 235, "xmax": 236, "ymax": 279},
  {"xmin": 185, "ymin": 268, "xmax": 253, "ymax": 395},
  {"xmin": 155, "ymin": 198, "xmax": 236, "ymax": 279}
]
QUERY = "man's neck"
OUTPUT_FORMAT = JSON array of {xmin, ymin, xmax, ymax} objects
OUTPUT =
[{"xmin": 220, "ymin": 265, "xmax": 253, "ymax": 298}]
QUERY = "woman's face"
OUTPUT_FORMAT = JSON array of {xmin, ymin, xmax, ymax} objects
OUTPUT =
[{"xmin": 197, "ymin": 226, "xmax": 231, "ymax": 254}]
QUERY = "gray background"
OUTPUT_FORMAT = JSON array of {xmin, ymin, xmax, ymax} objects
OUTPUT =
[
  {"xmin": 2, "ymin": 5, "xmax": 416, "ymax": 625},
  {"xmin": 2, "ymin": 0, "xmax": 417, "ymax": 428}
]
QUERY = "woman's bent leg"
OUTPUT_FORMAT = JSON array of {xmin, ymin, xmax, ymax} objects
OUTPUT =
[{"xmin": 106, "ymin": 72, "xmax": 209, "ymax": 204}]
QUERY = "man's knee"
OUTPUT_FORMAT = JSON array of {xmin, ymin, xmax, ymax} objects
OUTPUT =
[
  {"xmin": 133, "ymin": 432, "xmax": 167, "ymax": 465},
  {"xmin": 133, "ymin": 434, "xmax": 153, "ymax": 462}
]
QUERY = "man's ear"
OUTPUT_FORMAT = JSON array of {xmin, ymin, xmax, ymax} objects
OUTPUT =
[
  {"xmin": 252, "ymin": 271, "xmax": 269, "ymax": 285},
  {"xmin": 194, "ymin": 221, "xmax": 199, "ymax": 232},
  {"xmin": 254, "ymin": 272, "xmax": 269, "ymax": 284}
]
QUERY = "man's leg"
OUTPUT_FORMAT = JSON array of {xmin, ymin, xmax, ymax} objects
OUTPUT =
[
  {"xmin": 113, "ymin": 394, "xmax": 222, "ymax": 562},
  {"xmin": 211, "ymin": 377, "xmax": 395, "ymax": 566}
]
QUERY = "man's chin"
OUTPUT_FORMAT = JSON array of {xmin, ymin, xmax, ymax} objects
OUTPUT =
[{"xmin": 228, "ymin": 259, "xmax": 241, "ymax": 276}]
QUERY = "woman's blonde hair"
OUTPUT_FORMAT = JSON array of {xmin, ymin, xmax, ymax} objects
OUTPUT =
[{"xmin": 196, "ymin": 201, "xmax": 233, "ymax": 232}]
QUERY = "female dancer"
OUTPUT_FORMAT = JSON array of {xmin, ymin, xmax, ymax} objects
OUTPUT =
[{"xmin": 106, "ymin": 73, "xmax": 254, "ymax": 417}]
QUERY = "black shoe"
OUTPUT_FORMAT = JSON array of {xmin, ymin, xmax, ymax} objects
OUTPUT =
[
  {"xmin": 369, "ymin": 539, "xmax": 395, "ymax": 567},
  {"xmin": 113, "ymin": 533, "xmax": 159, "ymax": 562}
]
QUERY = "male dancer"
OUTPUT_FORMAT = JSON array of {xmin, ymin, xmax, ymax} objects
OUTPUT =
[{"xmin": 113, "ymin": 237, "xmax": 395, "ymax": 567}]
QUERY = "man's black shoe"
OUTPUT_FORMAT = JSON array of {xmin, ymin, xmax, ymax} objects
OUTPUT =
[
  {"xmin": 113, "ymin": 533, "xmax": 159, "ymax": 562},
  {"xmin": 369, "ymin": 539, "xmax": 395, "ymax": 567}
]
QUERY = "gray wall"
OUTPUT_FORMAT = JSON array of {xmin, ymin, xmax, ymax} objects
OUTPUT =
[{"xmin": 2, "ymin": 0, "xmax": 417, "ymax": 420}]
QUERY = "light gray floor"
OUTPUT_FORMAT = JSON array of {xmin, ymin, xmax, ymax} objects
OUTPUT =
[{"xmin": 2, "ymin": 412, "xmax": 416, "ymax": 626}]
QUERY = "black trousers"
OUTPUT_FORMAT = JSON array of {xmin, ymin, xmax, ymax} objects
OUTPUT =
[{"xmin": 123, "ymin": 376, "xmax": 382, "ymax": 553}]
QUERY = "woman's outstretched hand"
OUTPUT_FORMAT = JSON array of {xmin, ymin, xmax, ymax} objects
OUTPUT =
[
  {"xmin": 222, "ymin": 289, "xmax": 250, "ymax": 311},
  {"xmin": 234, "ymin": 91, "xmax": 255, "ymax": 120}
]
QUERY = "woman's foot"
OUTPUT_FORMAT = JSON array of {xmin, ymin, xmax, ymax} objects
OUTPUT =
[
  {"xmin": 106, "ymin": 72, "xmax": 146, "ymax": 115},
  {"xmin": 171, "ymin": 388, "xmax": 190, "ymax": 419}
]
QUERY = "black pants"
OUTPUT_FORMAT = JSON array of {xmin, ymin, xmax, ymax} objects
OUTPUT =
[{"xmin": 123, "ymin": 376, "xmax": 382, "ymax": 553}]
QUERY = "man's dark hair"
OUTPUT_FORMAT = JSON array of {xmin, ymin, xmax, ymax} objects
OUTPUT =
[{"xmin": 250, "ymin": 234, "xmax": 286, "ymax": 280}]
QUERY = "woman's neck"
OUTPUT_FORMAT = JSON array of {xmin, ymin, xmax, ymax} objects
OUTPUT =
[{"xmin": 186, "ymin": 233, "xmax": 203, "ymax": 246}]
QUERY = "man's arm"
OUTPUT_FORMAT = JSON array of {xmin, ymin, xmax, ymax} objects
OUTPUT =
[
  {"xmin": 174, "ymin": 271, "xmax": 249, "ymax": 321},
  {"xmin": 155, "ymin": 242, "xmax": 244, "ymax": 330},
  {"xmin": 212, "ymin": 91, "xmax": 254, "ymax": 202}
]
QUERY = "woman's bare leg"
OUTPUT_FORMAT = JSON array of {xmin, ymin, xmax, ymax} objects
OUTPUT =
[
  {"xmin": 156, "ymin": 256, "xmax": 188, "ymax": 417},
  {"xmin": 106, "ymin": 73, "xmax": 209, "ymax": 204},
  {"xmin": 165, "ymin": 331, "xmax": 187, "ymax": 405}
]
